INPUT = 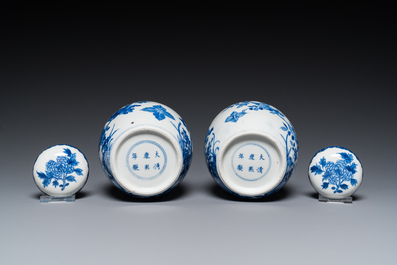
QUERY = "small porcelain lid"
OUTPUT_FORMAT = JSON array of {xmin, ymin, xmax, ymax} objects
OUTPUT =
[
  {"xmin": 33, "ymin": 145, "xmax": 89, "ymax": 197},
  {"xmin": 308, "ymin": 146, "xmax": 363, "ymax": 199}
]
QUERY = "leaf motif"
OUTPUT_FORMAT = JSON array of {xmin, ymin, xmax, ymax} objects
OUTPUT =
[
  {"xmin": 280, "ymin": 126, "xmax": 288, "ymax": 131},
  {"xmin": 322, "ymin": 171, "xmax": 331, "ymax": 182},
  {"xmin": 339, "ymin": 152, "xmax": 354, "ymax": 164},
  {"xmin": 42, "ymin": 178, "xmax": 51, "ymax": 188},
  {"xmin": 164, "ymin": 111, "xmax": 175, "ymax": 120},
  {"xmin": 68, "ymin": 157, "xmax": 79, "ymax": 167},
  {"xmin": 37, "ymin": 172, "xmax": 51, "ymax": 187},
  {"xmin": 321, "ymin": 182, "xmax": 329, "ymax": 189},
  {"xmin": 346, "ymin": 163, "xmax": 357, "ymax": 174},
  {"xmin": 141, "ymin": 105, "xmax": 175, "ymax": 121},
  {"xmin": 74, "ymin": 168, "xmax": 83, "ymax": 176},
  {"xmin": 37, "ymin": 172, "xmax": 48, "ymax": 180},
  {"xmin": 350, "ymin": 178, "xmax": 358, "ymax": 186},
  {"xmin": 52, "ymin": 180, "xmax": 59, "ymax": 188},
  {"xmin": 310, "ymin": 165, "xmax": 323, "ymax": 175},
  {"xmin": 340, "ymin": 184, "xmax": 349, "ymax": 190},
  {"xmin": 235, "ymin": 101, "xmax": 250, "ymax": 109},
  {"xmin": 335, "ymin": 189, "xmax": 343, "ymax": 193},
  {"xmin": 319, "ymin": 157, "xmax": 327, "ymax": 167},
  {"xmin": 64, "ymin": 148, "xmax": 72, "ymax": 157},
  {"xmin": 225, "ymin": 111, "xmax": 246, "ymax": 123},
  {"xmin": 66, "ymin": 175, "xmax": 76, "ymax": 182}
]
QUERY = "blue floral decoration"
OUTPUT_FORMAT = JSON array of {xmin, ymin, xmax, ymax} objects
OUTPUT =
[
  {"xmin": 141, "ymin": 105, "xmax": 175, "ymax": 121},
  {"xmin": 224, "ymin": 101, "xmax": 251, "ymax": 111},
  {"xmin": 36, "ymin": 148, "xmax": 83, "ymax": 191},
  {"xmin": 206, "ymin": 101, "xmax": 299, "ymax": 197},
  {"xmin": 170, "ymin": 118, "xmax": 192, "ymax": 181},
  {"xmin": 108, "ymin": 104, "xmax": 141, "ymax": 123},
  {"xmin": 205, "ymin": 127, "xmax": 220, "ymax": 181},
  {"xmin": 224, "ymin": 101, "xmax": 284, "ymax": 123},
  {"xmin": 224, "ymin": 101, "xmax": 298, "ymax": 177},
  {"xmin": 100, "ymin": 103, "xmax": 142, "ymax": 173},
  {"xmin": 99, "ymin": 102, "xmax": 192, "ymax": 196},
  {"xmin": 310, "ymin": 152, "xmax": 358, "ymax": 193},
  {"xmin": 280, "ymin": 122, "xmax": 298, "ymax": 170},
  {"xmin": 225, "ymin": 110, "xmax": 247, "ymax": 123}
]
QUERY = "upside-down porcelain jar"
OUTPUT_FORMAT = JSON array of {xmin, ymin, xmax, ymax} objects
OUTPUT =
[
  {"xmin": 99, "ymin": 101, "xmax": 192, "ymax": 197},
  {"xmin": 205, "ymin": 101, "xmax": 298, "ymax": 198}
]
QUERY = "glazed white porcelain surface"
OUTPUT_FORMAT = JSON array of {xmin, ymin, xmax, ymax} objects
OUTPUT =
[
  {"xmin": 308, "ymin": 146, "xmax": 363, "ymax": 199},
  {"xmin": 205, "ymin": 101, "xmax": 298, "ymax": 198},
  {"xmin": 33, "ymin": 145, "xmax": 89, "ymax": 197},
  {"xmin": 99, "ymin": 101, "xmax": 192, "ymax": 197}
]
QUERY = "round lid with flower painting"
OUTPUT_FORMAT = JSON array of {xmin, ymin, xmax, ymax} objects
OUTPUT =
[
  {"xmin": 33, "ymin": 145, "xmax": 89, "ymax": 197},
  {"xmin": 308, "ymin": 146, "xmax": 363, "ymax": 200}
]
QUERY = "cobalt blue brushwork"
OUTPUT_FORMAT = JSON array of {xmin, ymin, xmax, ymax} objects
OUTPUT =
[
  {"xmin": 99, "ymin": 101, "xmax": 192, "ymax": 198},
  {"xmin": 310, "ymin": 152, "xmax": 358, "ymax": 194},
  {"xmin": 141, "ymin": 105, "xmax": 175, "ymax": 121},
  {"xmin": 205, "ymin": 101, "xmax": 298, "ymax": 198},
  {"xmin": 126, "ymin": 140, "xmax": 168, "ymax": 180},
  {"xmin": 308, "ymin": 146, "xmax": 363, "ymax": 199},
  {"xmin": 36, "ymin": 148, "xmax": 83, "ymax": 191},
  {"xmin": 33, "ymin": 144, "xmax": 90, "ymax": 197},
  {"xmin": 231, "ymin": 143, "xmax": 271, "ymax": 182}
]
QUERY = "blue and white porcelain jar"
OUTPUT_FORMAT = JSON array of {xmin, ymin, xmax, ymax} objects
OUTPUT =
[
  {"xmin": 99, "ymin": 101, "xmax": 193, "ymax": 197},
  {"xmin": 205, "ymin": 101, "xmax": 298, "ymax": 198}
]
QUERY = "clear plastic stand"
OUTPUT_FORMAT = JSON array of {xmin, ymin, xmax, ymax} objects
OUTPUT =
[
  {"xmin": 40, "ymin": 194, "xmax": 75, "ymax": 203},
  {"xmin": 318, "ymin": 194, "xmax": 352, "ymax": 204}
]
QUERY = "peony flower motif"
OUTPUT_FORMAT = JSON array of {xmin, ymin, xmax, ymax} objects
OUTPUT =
[
  {"xmin": 311, "ymin": 152, "xmax": 358, "ymax": 194},
  {"xmin": 37, "ymin": 148, "xmax": 83, "ymax": 191}
]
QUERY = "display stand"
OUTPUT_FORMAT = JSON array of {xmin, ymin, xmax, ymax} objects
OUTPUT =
[
  {"xmin": 318, "ymin": 194, "xmax": 352, "ymax": 204},
  {"xmin": 40, "ymin": 194, "xmax": 75, "ymax": 203}
]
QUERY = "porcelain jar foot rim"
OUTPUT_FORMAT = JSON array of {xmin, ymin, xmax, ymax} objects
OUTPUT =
[
  {"xmin": 109, "ymin": 125, "xmax": 183, "ymax": 197},
  {"xmin": 216, "ymin": 131, "xmax": 287, "ymax": 197}
]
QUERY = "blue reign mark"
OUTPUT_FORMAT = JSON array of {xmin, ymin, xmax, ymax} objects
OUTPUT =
[
  {"xmin": 310, "ymin": 152, "xmax": 358, "ymax": 194},
  {"xmin": 224, "ymin": 101, "xmax": 298, "ymax": 177},
  {"xmin": 100, "ymin": 102, "xmax": 192, "ymax": 190},
  {"xmin": 36, "ymin": 148, "xmax": 83, "ymax": 191},
  {"xmin": 231, "ymin": 143, "xmax": 271, "ymax": 182},
  {"xmin": 127, "ymin": 140, "xmax": 167, "ymax": 180}
]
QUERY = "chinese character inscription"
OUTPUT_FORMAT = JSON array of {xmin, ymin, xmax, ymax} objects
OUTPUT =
[
  {"xmin": 127, "ymin": 140, "xmax": 167, "ymax": 180},
  {"xmin": 232, "ymin": 143, "xmax": 271, "ymax": 181}
]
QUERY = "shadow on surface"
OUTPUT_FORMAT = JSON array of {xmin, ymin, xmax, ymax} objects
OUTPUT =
[
  {"xmin": 304, "ymin": 191, "xmax": 365, "ymax": 202},
  {"xmin": 75, "ymin": 191, "xmax": 92, "ymax": 200},
  {"xmin": 30, "ymin": 191, "xmax": 92, "ymax": 200},
  {"xmin": 207, "ymin": 182, "xmax": 295, "ymax": 202},
  {"xmin": 103, "ymin": 183, "xmax": 189, "ymax": 202}
]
